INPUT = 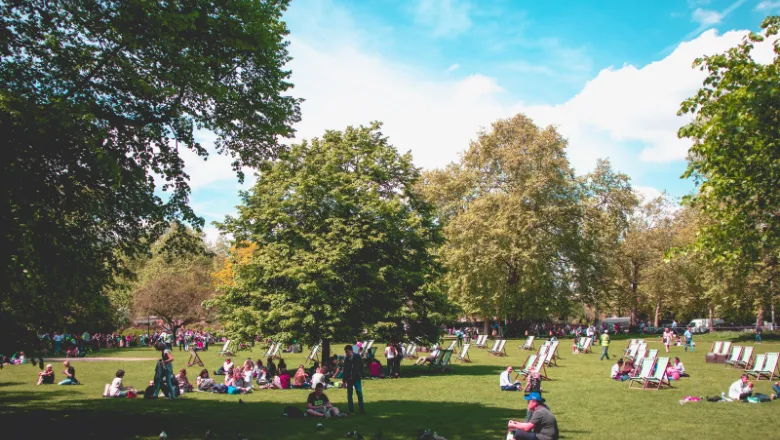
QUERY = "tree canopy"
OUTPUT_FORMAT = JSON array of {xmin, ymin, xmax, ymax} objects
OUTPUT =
[
  {"xmin": 1, "ymin": 0, "xmax": 300, "ymax": 348},
  {"xmin": 209, "ymin": 123, "xmax": 454, "ymax": 358}
]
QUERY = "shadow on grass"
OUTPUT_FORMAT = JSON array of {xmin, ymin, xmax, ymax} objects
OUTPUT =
[{"xmin": 0, "ymin": 390, "xmax": 534, "ymax": 440}]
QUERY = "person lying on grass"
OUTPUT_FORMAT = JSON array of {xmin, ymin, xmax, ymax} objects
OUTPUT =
[
  {"xmin": 507, "ymin": 392, "xmax": 558, "ymax": 440},
  {"xmin": 37, "ymin": 364, "xmax": 55, "ymax": 385},
  {"xmin": 728, "ymin": 374, "xmax": 753, "ymax": 401},
  {"xmin": 306, "ymin": 383, "xmax": 347, "ymax": 418},
  {"xmin": 500, "ymin": 365, "xmax": 522, "ymax": 391},
  {"xmin": 59, "ymin": 361, "xmax": 79, "ymax": 385}
]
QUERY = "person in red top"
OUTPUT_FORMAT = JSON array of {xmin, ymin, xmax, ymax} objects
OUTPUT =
[{"xmin": 278, "ymin": 368, "xmax": 291, "ymax": 389}]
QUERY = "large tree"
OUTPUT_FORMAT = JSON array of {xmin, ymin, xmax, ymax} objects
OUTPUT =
[
  {"xmin": 1, "ymin": 0, "xmax": 300, "ymax": 349},
  {"xmin": 420, "ymin": 114, "xmax": 589, "ymax": 330},
  {"xmin": 678, "ymin": 16, "xmax": 779, "ymax": 325},
  {"xmin": 209, "ymin": 123, "xmax": 453, "ymax": 360}
]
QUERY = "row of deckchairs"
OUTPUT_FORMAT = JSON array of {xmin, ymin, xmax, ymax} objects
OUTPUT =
[
  {"xmin": 515, "ymin": 340, "xmax": 561, "ymax": 382},
  {"xmin": 628, "ymin": 356, "xmax": 671, "ymax": 390},
  {"xmin": 744, "ymin": 352, "xmax": 779, "ymax": 380}
]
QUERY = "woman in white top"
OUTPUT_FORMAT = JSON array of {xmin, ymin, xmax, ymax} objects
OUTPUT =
[
  {"xmin": 310, "ymin": 367, "xmax": 327, "ymax": 389},
  {"xmin": 107, "ymin": 369, "xmax": 132, "ymax": 397}
]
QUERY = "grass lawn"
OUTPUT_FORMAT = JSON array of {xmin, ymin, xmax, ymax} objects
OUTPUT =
[{"xmin": 1, "ymin": 334, "xmax": 779, "ymax": 439}]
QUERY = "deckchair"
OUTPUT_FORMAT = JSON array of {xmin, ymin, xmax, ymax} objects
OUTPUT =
[
  {"xmin": 544, "ymin": 341, "xmax": 559, "ymax": 367},
  {"xmin": 305, "ymin": 342, "xmax": 321, "ymax": 365},
  {"xmin": 623, "ymin": 343, "xmax": 639, "ymax": 360},
  {"xmin": 186, "ymin": 347, "xmax": 205, "ymax": 367},
  {"xmin": 520, "ymin": 336, "xmax": 536, "ymax": 351},
  {"xmin": 714, "ymin": 341, "xmax": 732, "ymax": 363},
  {"xmin": 705, "ymin": 341, "xmax": 723, "ymax": 363},
  {"xmin": 218, "ymin": 340, "xmax": 232, "ymax": 357},
  {"xmin": 732, "ymin": 346, "xmax": 754, "ymax": 369},
  {"xmin": 487, "ymin": 339, "xmax": 500, "ymax": 354},
  {"xmin": 519, "ymin": 352, "xmax": 549, "ymax": 380},
  {"xmin": 746, "ymin": 352, "xmax": 779, "ymax": 381},
  {"xmin": 646, "ymin": 349, "xmax": 658, "ymax": 362},
  {"xmin": 577, "ymin": 337, "xmax": 593, "ymax": 354},
  {"xmin": 489, "ymin": 340, "xmax": 508, "ymax": 357},
  {"xmin": 404, "ymin": 344, "xmax": 418, "ymax": 359},
  {"xmin": 641, "ymin": 357, "xmax": 672, "ymax": 390},
  {"xmin": 262, "ymin": 342, "xmax": 277, "ymax": 358},
  {"xmin": 445, "ymin": 340, "xmax": 457, "ymax": 352},
  {"xmin": 746, "ymin": 354, "xmax": 766, "ymax": 374},
  {"xmin": 628, "ymin": 357, "xmax": 655, "ymax": 389},
  {"xmin": 516, "ymin": 354, "xmax": 538, "ymax": 379},
  {"xmin": 624, "ymin": 341, "xmax": 638, "ymax": 356},
  {"xmin": 457, "ymin": 343, "xmax": 471, "ymax": 363},
  {"xmin": 270, "ymin": 342, "xmax": 282, "ymax": 359},
  {"xmin": 364, "ymin": 340, "xmax": 375, "ymax": 352},
  {"xmin": 722, "ymin": 346, "xmax": 743, "ymax": 368},
  {"xmin": 434, "ymin": 350, "xmax": 454, "ymax": 373},
  {"xmin": 475, "ymin": 335, "xmax": 489, "ymax": 349}
]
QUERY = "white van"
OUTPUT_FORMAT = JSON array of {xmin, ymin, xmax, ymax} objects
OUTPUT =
[{"xmin": 688, "ymin": 319, "xmax": 724, "ymax": 333}]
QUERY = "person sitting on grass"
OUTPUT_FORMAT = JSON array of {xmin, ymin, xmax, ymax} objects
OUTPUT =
[
  {"xmin": 278, "ymin": 358, "xmax": 288, "ymax": 371},
  {"xmin": 266, "ymin": 357, "xmax": 277, "ymax": 378},
  {"xmin": 330, "ymin": 355, "xmax": 343, "ymax": 380},
  {"xmin": 292, "ymin": 364, "xmax": 310, "ymax": 389},
  {"xmin": 197, "ymin": 369, "xmax": 214, "ymax": 391},
  {"xmin": 771, "ymin": 382, "xmax": 780, "ymax": 400},
  {"xmin": 11, "ymin": 351, "xmax": 27, "ymax": 365},
  {"xmin": 216, "ymin": 357, "xmax": 234, "ymax": 376},
  {"xmin": 524, "ymin": 367, "xmax": 542, "ymax": 394},
  {"xmin": 666, "ymin": 362, "xmax": 680, "ymax": 381},
  {"xmin": 500, "ymin": 365, "xmax": 522, "ymax": 391},
  {"xmin": 254, "ymin": 361, "xmax": 268, "ymax": 385},
  {"xmin": 306, "ymin": 383, "xmax": 347, "ymax": 418},
  {"xmin": 143, "ymin": 380, "xmax": 157, "ymax": 399},
  {"xmin": 37, "ymin": 364, "xmax": 55, "ymax": 385},
  {"xmin": 105, "ymin": 369, "xmax": 133, "ymax": 397},
  {"xmin": 610, "ymin": 359, "xmax": 626, "ymax": 381},
  {"xmin": 225, "ymin": 368, "xmax": 252, "ymax": 394},
  {"xmin": 728, "ymin": 374, "xmax": 753, "ymax": 401},
  {"xmin": 177, "ymin": 368, "xmax": 194, "ymax": 393},
  {"xmin": 673, "ymin": 357, "xmax": 688, "ymax": 377},
  {"xmin": 507, "ymin": 392, "xmax": 559, "ymax": 440},
  {"xmin": 311, "ymin": 367, "xmax": 327, "ymax": 389},
  {"xmin": 278, "ymin": 367, "xmax": 291, "ymax": 389},
  {"xmin": 368, "ymin": 358, "xmax": 384, "ymax": 379},
  {"xmin": 414, "ymin": 346, "xmax": 440, "ymax": 366},
  {"xmin": 59, "ymin": 361, "xmax": 79, "ymax": 385}
]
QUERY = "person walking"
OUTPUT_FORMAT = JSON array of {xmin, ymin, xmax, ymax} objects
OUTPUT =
[
  {"xmin": 343, "ymin": 345, "xmax": 365, "ymax": 414},
  {"xmin": 756, "ymin": 324, "xmax": 763, "ymax": 344},
  {"xmin": 153, "ymin": 342, "xmax": 176, "ymax": 399},
  {"xmin": 599, "ymin": 330, "xmax": 610, "ymax": 361},
  {"xmin": 684, "ymin": 326, "xmax": 694, "ymax": 352}
]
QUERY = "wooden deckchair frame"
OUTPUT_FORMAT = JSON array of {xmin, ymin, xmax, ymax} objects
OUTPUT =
[
  {"xmin": 186, "ymin": 347, "xmax": 204, "ymax": 367},
  {"xmin": 705, "ymin": 341, "xmax": 723, "ymax": 363},
  {"xmin": 628, "ymin": 358, "xmax": 655, "ymax": 389},
  {"xmin": 747, "ymin": 352, "xmax": 779, "ymax": 380},
  {"xmin": 641, "ymin": 357, "xmax": 672, "ymax": 390}
]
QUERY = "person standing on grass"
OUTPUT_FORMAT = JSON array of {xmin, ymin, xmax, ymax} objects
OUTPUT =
[
  {"xmin": 756, "ymin": 324, "xmax": 763, "ymax": 344},
  {"xmin": 152, "ymin": 342, "xmax": 176, "ymax": 400},
  {"xmin": 343, "ymin": 345, "xmax": 365, "ymax": 414},
  {"xmin": 507, "ymin": 392, "xmax": 559, "ymax": 440},
  {"xmin": 384, "ymin": 342, "xmax": 398, "ymax": 378},
  {"xmin": 52, "ymin": 332, "xmax": 62, "ymax": 355},
  {"xmin": 599, "ymin": 330, "xmax": 610, "ymax": 361},
  {"xmin": 500, "ymin": 365, "xmax": 522, "ymax": 391},
  {"xmin": 662, "ymin": 328, "xmax": 671, "ymax": 353},
  {"xmin": 684, "ymin": 326, "xmax": 694, "ymax": 352}
]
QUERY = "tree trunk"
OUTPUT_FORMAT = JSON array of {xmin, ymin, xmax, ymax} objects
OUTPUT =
[
  {"xmin": 653, "ymin": 297, "xmax": 662, "ymax": 328},
  {"xmin": 322, "ymin": 339, "xmax": 331, "ymax": 364},
  {"xmin": 630, "ymin": 262, "xmax": 640, "ymax": 327},
  {"xmin": 757, "ymin": 305, "xmax": 764, "ymax": 328},
  {"xmin": 483, "ymin": 320, "xmax": 489, "ymax": 335},
  {"xmin": 708, "ymin": 303, "xmax": 714, "ymax": 332}
]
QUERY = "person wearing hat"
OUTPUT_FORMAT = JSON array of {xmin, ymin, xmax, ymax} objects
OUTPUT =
[
  {"xmin": 599, "ymin": 329, "xmax": 610, "ymax": 361},
  {"xmin": 507, "ymin": 392, "xmax": 558, "ymax": 440}
]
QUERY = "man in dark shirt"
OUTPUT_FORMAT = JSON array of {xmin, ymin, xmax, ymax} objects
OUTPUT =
[
  {"xmin": 507, "ymin": 392, "xmax": 559, "ymax": 440},
  {"xmin": 342, "ymin": 345, "xmax": 365, "ymax": 414},
  {"xmin": 306, "ymin": 383, "xmax": 345, "ymax": 417}
]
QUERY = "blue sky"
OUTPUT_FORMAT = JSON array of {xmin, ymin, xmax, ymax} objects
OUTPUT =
[{"xmin": 180, "ymin": 0, "xmax": 780, "ymax": 242}]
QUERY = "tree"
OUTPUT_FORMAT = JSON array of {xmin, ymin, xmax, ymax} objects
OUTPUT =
[
  {"xmin": 420, "ymin": 114, "xmax": 588, "ymax": 330},
  {"xmin": 1, "ymin": 0, "xmax": 301, "ymax": 348},
  {"xmin": 209, "ymin": 123, "xmax": 453, "ymax": 361},
  {"xmin": 678, "ymin": 16, "xmax": 780, "ymax": 325},
  {"xmin": 133, "ymin": 227, "xmax": 215, "ymax": 340}
]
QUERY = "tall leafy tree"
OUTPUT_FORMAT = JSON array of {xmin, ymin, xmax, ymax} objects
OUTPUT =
[
  {"xmin": 420, "ymin": 114, "xmax": 587, "ymax": 330},
  {"xmin": 678, "ymin": 16, "xmax": 780, "ymax": 324},
  {"xmin": 209, "ymin": 123, "xmax": 452, "ymax": 360},
  {"xmin": 1, "ymin": 0, "xmax": 300, "ymax": 349}
]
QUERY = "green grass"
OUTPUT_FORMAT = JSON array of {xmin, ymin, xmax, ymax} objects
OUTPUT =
[{"xmin": 2, "ymin": 336, "xmax": 780, "ymax": 439}]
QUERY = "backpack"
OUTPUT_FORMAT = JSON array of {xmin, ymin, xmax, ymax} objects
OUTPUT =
[{"xmin": 282, "ymin": 406, "xmax": 305, "ymax": 418}]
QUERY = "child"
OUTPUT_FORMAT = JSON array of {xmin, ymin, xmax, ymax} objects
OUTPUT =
[
  {"xmin": 673, "ymin": 357, "xmax": 688, "ymax": 377},
  {"xmin": 105, "ymin": 369, "xmax": 133, "ymax": 397},
  {"xmin": 37, "ymin": 364, "xmax": 55, "ymax": 385},
  {"xmin": 197, "ymin": 369, "xmax": 214, "ymax": 391}
]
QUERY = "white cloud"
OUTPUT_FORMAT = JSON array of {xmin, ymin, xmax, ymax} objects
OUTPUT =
[
  {"xmin": 692, "ymin": 8, "xmax": 723, "ymax": 25},
  {"xmin": 446, "ymin": 63, "xmax": 460, "ymax": 72},
  {"xmin": 202, "ymin": 226, "xmax": 223, "ymax": 246},
  {"xmin": 634, "ymin": 186, "xmax": 663, "ymax": 203},
  {"xmin": 756, "ymin": 0, "xmax": 780, "ymax": 10},
  {"xmin": 413, "ymin": 0, "xmax": 472, "ymax": 37}
]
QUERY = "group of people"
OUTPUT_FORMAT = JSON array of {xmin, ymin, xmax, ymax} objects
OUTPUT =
[
  {"xmin": 496, "ymin": 365, "xmax": 557, "ymax": 439},
  {"xmin": 35, "ymin": 361, "xmax": 79, "ymax": 385},
  {"xmin": 609, "ymin": 357, "xmax": 687, "ymax": 381}
]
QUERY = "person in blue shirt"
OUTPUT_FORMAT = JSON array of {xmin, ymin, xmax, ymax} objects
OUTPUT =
[{"xmin": 684, "ymin": 326, "xmax": 694, "ymax": 352}]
